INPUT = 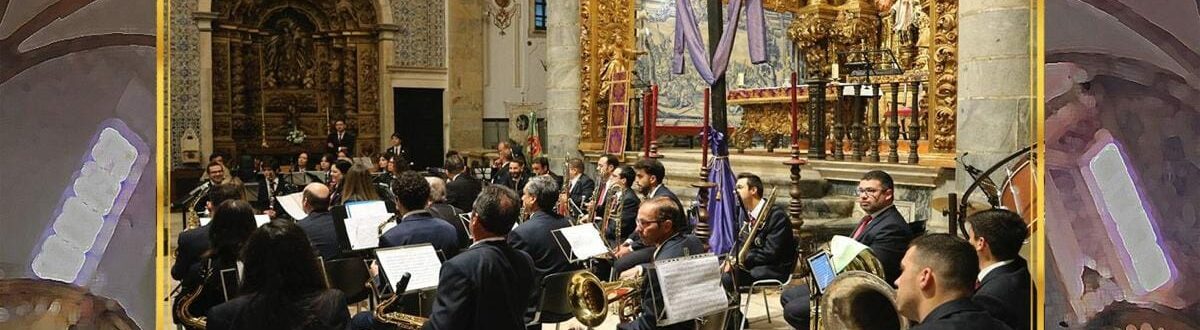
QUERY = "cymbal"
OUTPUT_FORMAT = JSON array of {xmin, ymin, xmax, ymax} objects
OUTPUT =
[{"xmin": 930, "ymin": 197, "xmax": 992, "ymax": 215}]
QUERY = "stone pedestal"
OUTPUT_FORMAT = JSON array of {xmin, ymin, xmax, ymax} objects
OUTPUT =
[
  {"xmin": 545, "ymin": 0, "xmax": 582, "ymax": 167},
  {"xmin": 956, "ymin": 1, "xmax": 1033, "ymax": 197}
]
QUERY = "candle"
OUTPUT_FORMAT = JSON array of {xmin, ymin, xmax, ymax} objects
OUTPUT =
[
  {"xmin": 790, "ymin": 72, "xmax": 798, "ymax": 144},
  {"xmin": 703, "ymin": 88, "xmax": 710, "ymax": 163},
  {"xmin": 832, "ymin": 63, "xmax": 839, "ymax": 79},
  {"xmin": 738, "ymin": 73, "xmax": 745, "ymax": 87}
]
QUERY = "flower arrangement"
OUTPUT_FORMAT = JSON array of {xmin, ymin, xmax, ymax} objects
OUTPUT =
[{"xmin": 286, "ymin": 127, "xmax": 306, "ymax": 144}]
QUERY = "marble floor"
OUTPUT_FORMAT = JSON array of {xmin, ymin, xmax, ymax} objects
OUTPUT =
[{"xmin": 160, "ymin": 212, "xmax": 795, "ymax": 330}]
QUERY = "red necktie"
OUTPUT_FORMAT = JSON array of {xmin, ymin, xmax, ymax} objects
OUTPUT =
[{"xmin": 852, "ymin": 215, "xmax": 873, "ymax": 240}]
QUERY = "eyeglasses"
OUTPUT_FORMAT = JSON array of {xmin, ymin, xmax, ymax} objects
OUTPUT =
[
  {"xmin": 856, "ymin": 188, "xmax": 885, "ymax": 196},
  {"xmin": 637, "ymin": 219, "xmax": 663, "ymax": 226}
]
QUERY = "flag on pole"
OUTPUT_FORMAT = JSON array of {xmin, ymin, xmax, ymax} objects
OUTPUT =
[{"xmin": 527, "ymin": 112, "xmax": 543, "ymax": 160}]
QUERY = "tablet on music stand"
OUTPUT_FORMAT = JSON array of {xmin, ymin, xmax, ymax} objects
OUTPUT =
[{"xmin": 808, "ymin": 251, "xmax": 837, "ymax": 295}]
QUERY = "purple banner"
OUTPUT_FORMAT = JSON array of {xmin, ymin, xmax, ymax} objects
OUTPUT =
[
  {"xmin": 672, "ymin": 0, "xmax": 768, "ymax": 85},
  {"xmin": 703, "ymin": 127, "xmax": 741, "ymax": 254}
]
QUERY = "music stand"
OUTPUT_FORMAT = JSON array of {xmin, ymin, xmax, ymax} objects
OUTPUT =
[
  {"xmin": 550, "ymin": 224, "xmax": 612, "ymax": 264},
  {"xmin": 332, "ymin": 205, "xmax": 392, "ymax": 257}
]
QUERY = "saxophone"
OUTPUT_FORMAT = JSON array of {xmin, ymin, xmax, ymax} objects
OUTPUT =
[
  {"xmin": 728, "ymin": 187, "xmax": 777, "ymax": 271},
  {"xmin": 184, "ymin": 183, "xmax": 212, "ymax": 230},
  {"xmin": 173, "ymin": 260, "xmax": 213, "ymax": 329},
  {"xmin": 368, "ymin": 276, "xmax": 428, "ymax": 329}
]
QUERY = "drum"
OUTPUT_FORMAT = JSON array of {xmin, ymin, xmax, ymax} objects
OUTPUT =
[{"xmin": 999, "ymin": 154, "xmax": 1035, "ymax": 231}]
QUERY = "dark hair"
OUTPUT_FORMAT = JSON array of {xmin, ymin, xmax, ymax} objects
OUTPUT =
[
  {"xmin": 524, "ymin": 176, "xmax": 559, "ymax": 214},
  {"xmin": 206, "ymin": 200, "xmax": 257, "ymax": 261},
  {"xmin": 208, "ymin": 182, "xmax": 244, "ymax": 207},
  {"xmin": 238, "ymin": 220, "xmax": 328, "ymax": 329},
  {"xmin": 321, "ymin": 153, "xmax": 337, "ymax": 164},
  {"xmin": 966, "ymin": 209, "xmax": 1029, "ymax": 261},
  {"xmin": 861, "ymin": 170, "xmax": 894, "ymax": 190},
  {"xmin": 616, "ymin": 165, "xmax": 635, "ymax": 188},
  {"xmin": 509, "ymin": 156, "xmax": 526, "ymax": 167},
  {"xmin": 206, "ymin": 161, "xmax": 224, "ymax": 173},
  {"xmin": 303, "ymin": 184, "xmax": 330, "ymax": 212},
  {"xmin": 532, "ymin": 156, "xmax": 550, "ymax": 169},
  {"xmin": 644, "ymin": 197, "xmax": 684, "ymax": 233},
  {"xmin": 295, "ymin": 152, "xmax": 311, "ymax": 170},
  {"xmin": 339, "ymin": 163, "xmax": 380, "ymax": 203},
  {"xmin": 473, "ymin": 185, "xmax": 520, "ymax": 235},
  {"xmin": 567, "ymin": 158, "xmax": 585, "ymax": 172},
  {"xmin": 261, "ymin": 157, "xmax": 279, "ymax": 172},
  {"xmin": 599, "ymin": 154, "xmax": 620, "ymax": 169},
  {"xmin": 332, "ymin": 159, "xmax": 352, "ymax": 175},
  {"xmin": 334, "ymin": 119, "xmax": 346, "ymax": 125},
  {"xmin": 391, "ymin": 171, "xmax": 431, "ymax": 211},
  {"xmin": 909, "ymin": 234, "xmax": 979, "ymax": 293},
  {"xmin": 634, "ymin": 159, "xmax": 666, "ymax": 183},
  {"xmin": 736, "ymin": 173, "xmax": 764, "ymax": 198},
  {"xmin": 391, "ymin": 132, "xmax": 401, "ymax": 140},
  {"xmin": 445, "ymin": 154, "xmax": 466, "ymax": 173}
]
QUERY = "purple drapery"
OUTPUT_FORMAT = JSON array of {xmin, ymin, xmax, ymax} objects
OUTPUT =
[
  {"xmin": 672, "ymin": 0, "xmax": 768, "ymax": 85},
  {"xmin": 704, "ymin": 127, "xmax": 741, "ymax": 255}
]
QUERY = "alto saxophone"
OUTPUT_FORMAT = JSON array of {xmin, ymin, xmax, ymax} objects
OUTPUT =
[
  {"xmin": 728, "ymin": 187, "xmax": 777, "ymax": 271},
  {"xmin": 368, "ymin": 276, "xmax": 428, "ymax": 329},
  {"xmin": 174, "ymin": 260, "xmax": 213, "ymax": 329},
  {"xmin": 184, "ymin": 183, "xmax": 212, "ymax": 230}
]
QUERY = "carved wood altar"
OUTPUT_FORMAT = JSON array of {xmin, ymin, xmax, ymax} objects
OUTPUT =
[
  {"xmin": 209, "ymin": 0, "xmax": 382, "ymax": 160},
  {"xmin": 578, "ymin": 0, "xmax": 636, "ymax": 150}
]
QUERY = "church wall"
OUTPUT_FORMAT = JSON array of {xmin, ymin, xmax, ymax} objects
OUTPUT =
[
  {"xmin": 483, "ymin": 0, "xmax": 548, "ymax": 121},
  {"xmin": 170, "ymin": 0, "xmax": 201, "ymax": 166},
  {"xmin": 446, "ymin": 0, "xmax": 486, "ymax": 150}
]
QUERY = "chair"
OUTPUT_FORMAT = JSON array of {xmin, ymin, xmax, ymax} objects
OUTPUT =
[
  {"xmin": 324, "ymin": 257, "xmax": 371, "ymax": 305},
  {"xmin": 526, "ymin": 271, "xmax": 582, "ymax": 329},
  {"xmin": 909, "ymin": 220, "xmax": 927, "ymax": 237},
  {"xmin": 736, "ymin": 276, "xmax": 792, "ymax": 330}
]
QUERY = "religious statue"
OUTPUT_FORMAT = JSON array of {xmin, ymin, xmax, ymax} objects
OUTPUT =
[
  {"xmin": 598, "ymin": 32, "xmax": 645, "ymax": 102},
  {"xmin": 265, "ymin": 18, "xmax": 315, "ymax": 88}
]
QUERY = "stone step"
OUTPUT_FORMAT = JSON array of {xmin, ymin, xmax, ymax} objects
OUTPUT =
[
  {"xmin": 664, "ymin": 181, "xmax": 857, "ymax": 220},
  {"xmin": 658, "ymin": 155, "xmax": 831, "ymax": 199}
]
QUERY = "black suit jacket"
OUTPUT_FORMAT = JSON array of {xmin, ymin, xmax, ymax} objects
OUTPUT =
[
  {"xmin": 206, "ymin": 290, "xmax": 350, "ymax": 330},
  {"xmin": 505, "ymin": 173, "xmax": 530, "ymax": 192},
  {"xmin": 857, "ymin": 206, "xmax": 913, "ymax": 283},
  {"xmin": 629, "ymin": 233, "xmax": 706, "ymax": 330},
  {"xmin": 490, "ymin": 161, "xmax": 511, "ymax": 185},
  {"xmin": 733, "ymin": 203, "xmax": 798, "ymax": 282},
  {"xmin": 255, "ymin": 177, "xmax": 297, "ymax": 215},
  {"xmin": 567, "ymin": 174, "xmax": 596, "ymax": 216},
  {"xmin": 974, "ymin": 258, "xmax": 1033, "ymax": 330},
  {"xmin": 446, "ymin": 173, "xmax": 483, "ymax": 212},
  {"xmin": 509, "ymin": 211, "xmax": 578, "ymax": 277},
  {"xmin": 600, "ymin": 186, "xmax": 640, "ymax": 248},
  {"xmin": 326, "ymin": 131, "xmax": 356, "ymax": 155},
  {"xmin": 422, "ymin": 240, "xmax": 537, "ymax": 330},
  {"xmin": 912, "ymin": 298, "xmax": 1012, "ymax": 330},
  {"xmin": 629, "ymin": 185, "xmax": 681, "ymax": 250},
  {"xmin": 172, "ymin": 225, "xmax": 210, "ymax": 281},
  {"xmin": 428, "ymin": 203, "xmax": 470, "ymax": 250},
  {"xmin": 297, "ymin": 211, "xmax": 341, "ymax": 261},
  {"xmin": 381, "ymin": 211, "xmax": 462, "ymax": 258}
]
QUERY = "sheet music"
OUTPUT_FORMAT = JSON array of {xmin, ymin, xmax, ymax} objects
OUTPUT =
[
  {"xmin": 254, "ymin": 215, "xmax": 270, "ymax": 227},
  {"xmin": 199, "ymin": 217, "xmax": 211, "ymax": 226},
  {"xmin": 829, "ymin": 235, "xmax": 869, "ymax": 273},
  {"xmin": 345, "ymin": 213, "xmax": 391, "ymax": 250},
  {"xmin": 654, "ymin": 254, "xmax": 728, "ymax": 325},
  {"xmin": 345, "ymin": 200, "xmax": 388, "ymax": 218},
  {"xmin": 376, "ymin": 244, "xmax": 442, "ymax": 292},
  {"xmin": 558, "ymin": 224, "xmax": 609, "ymax": 259},
  {"xmin": 277, "ymin": 192, "xmax": 307, "ymax": 219}
]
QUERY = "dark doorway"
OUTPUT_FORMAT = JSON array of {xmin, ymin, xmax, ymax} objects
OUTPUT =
[{"xmin": 393, "ymin": 88, "xmax": 444, "ymax": 170}]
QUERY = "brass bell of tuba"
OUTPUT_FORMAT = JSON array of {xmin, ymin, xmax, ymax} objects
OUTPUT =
[
  {"xmin": 567, "ymin": 271, "xmax": 643, "ymax": 327},
  {"xmin": 810, "ymin": 248, "xmax": 908, "ymax": 330}
]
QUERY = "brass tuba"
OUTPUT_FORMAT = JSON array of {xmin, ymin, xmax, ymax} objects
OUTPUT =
[
  {"xmin": 567, "ymin": 271, "xmax": 643, "ymax": 327},
  {"xmin": 811, "ymin": 248, "xmax": 907, "ymax": 330}
]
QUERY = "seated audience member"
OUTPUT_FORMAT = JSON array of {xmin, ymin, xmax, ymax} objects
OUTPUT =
[
  {"xmin": 422, "ymin": 185, "xmax": 537, "ymax": 330},
  {"xmin": 968, "ymin": 209, "xmax": 1033, "ymax": 330},
  {"xmin": 895, "ymin": 234, "xmax": 1010, "ymax": 330},
  {"xmin": 295, "ymin": 183, "xmax": 340, "ymax": 261},
  {"xmin": 174, "ymin": 199, "xmax": 257, "ymax": 329},
  {"xmin": 206, "ymin": 220, "xmax": 351, "ymax": 330},
  {"xmin": 444, "ymin": 153, "xmax": 482, "ymax": 212},
  {"xmin": 426, "ymin": 176, "xmax": 471, "ymax": 250}
]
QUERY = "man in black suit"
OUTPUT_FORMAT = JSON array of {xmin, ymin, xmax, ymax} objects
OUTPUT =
[
  {"xmin": 193, "ymin": 161, "xmax": 233, "ymax": 214},
  {"xmin": 584, "ymin": 154, "xmax": 620, "ymax": 222},
  {"xmin": 444, "ymin": 153, "xmax": 482, "ymax": 212},
  {"xmin": 489, "ymin": 140, "xmax": 515, "ymax": 185},
  {"xmin": 503, "ymin": 157, "xmax": 530, "ymax": 192},
  {"xmin": 325, "ymin": 119, "xmax": 356, "ymax": 155},
  {"xmin": 562, "ymin": 158, "xmax": 595, "ymax": 218},
  {"xmin": 256, "ymin": 158, "xmax": 298, "ymax": 219},
  {"xmin": 781, "ymin": 170, "xmax": 914, "ymax": 328},
  {"xmin": 530, "ymin": 156, "xmax": 564, "ymax": 187},
  {"xmin": 379, "ymin": 171, "xmax": 460, "ymax": 258},
  {"xmin": 896, "ymin": 234, "xmax": 1011, "ymax": 330},
  {"xmin": 613, "ymin": 159, "xmax": 679, "ymax": 274},
  {"xmin": 616, "ymin": 197, "xmax": 706, "ymax": 330},
  {"xmin": 725, "ymin": 173, "xmax": 798, "ymax": 284},
  {"xmin": 606, "ymin": 166, "xmax": 641, "ymax": 262},
  {"xmin": 509, "ymin": 176, "xmax": 580, "ymax": 327},
  {"xmin": 422, "ymin": 185, "xmax": 537, "ymax": 330},
  {"xmin": 967, "ymin": 209, "xmax": 1032, "ymax": 330},
  {"xmin": 295, "ymin": 183, "xmax": 339, "ymax": 261},
  {"xmin": 171, "ymin": 182, "xmax": 243, "ymax": 281},
  {"xmin": 383, "ymin": 133, "xmax": 408, "ymax": 162},
  {"xmin": 426, "ymin": 175, "xmax": 470, "ymax": 250}
]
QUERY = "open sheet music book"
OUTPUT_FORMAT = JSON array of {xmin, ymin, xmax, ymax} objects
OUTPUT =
[
  {"xmin": 277, "ymin": 192, "xmax": 307, "ymax": 219},
  {"xmin": 653, "ymin": 253, "xmax": 728, "ymax": 326},
  {"xmin": 345, "ymin": 200, "xmax": 389, "ymax": 218},
  {"xmin": 554, "ymin": 223, "xmax": 609, "ymax": 260},
  {"xmin": 375, "ymin": 244, "xmax": 442, "ymax": 293},
  {"xmin": 344, "ymin": 213, "xmax": 392, "ymax": 250}
]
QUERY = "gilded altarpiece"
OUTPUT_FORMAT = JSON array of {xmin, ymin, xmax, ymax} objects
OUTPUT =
[
  {"xmin": 578, "ymin": 0, "xmax": 637, "ymax": 150},
  {"xmin": 208, "ymin": 0, "xmax": 382, "ymax": 159}
]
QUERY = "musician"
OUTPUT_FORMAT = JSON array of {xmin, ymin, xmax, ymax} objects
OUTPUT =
[
  {"xmin": 617, "ymin": 197, "xmax": 705, "ymax": 330},
  {"xmin": 781, "ymin": 170, "xmax": 914, "ymax": 328},
  {"xmin": 329, "ymin": 159, "xmax": 351, "ymax": 206},
  {"xmin": 194, "ymin": 161, "xmax": 236, "ymax": 213},
  {"xmin": 318, "ymin": 153, "xmax": 335, "ymax": 172},
  {"xmin": 967, "ymin": 209, "xmax": 1032, "ymax": 330},
  {"xmin": 256, "ymin": 158, "xmax": 297, "ymax": 219},
  {"xmin": 604, "ymin": 165, "xmax": 641, "ymax": 250},
  {"xmin": 384, "ymin": 132, "xmax": 408, "ymax": 163},
  {"xmin": 445, "ymin": 154, "xmax": 482, "ymax": 212},
  {"xmin": 504, "ymin": 157, "xmax": 531, "ymax": 192},
  {"xmin": 586, "ymin": 154, "xmax": 621, "ymax": 219},
  {"xmin": 724, "ymin": 173, "xmax": 798, "ymax": 285},
  {"xmin": 422, "ymin": 185, "xmax": 537, "ymax": 330},
  {"xmin": 425, "ymin": 176, "xmax": 470, "ymax": 250},
  {"xmin": 295, "ymin": 151, "xmax": 312, "ymax": 172},
  {"xmin": 895, "ymin": 234, "xmax": 1010, "ymax": 330},
  {"xmin": 373, "ymin": 155, "xmax": 402, "ymax": 186},
  {"xmin": 613, "ymin": 159, "xmax": 678, "ymax": 274},
  {"xmin": 296, "ymin": 183, "xmax": 340, "ymax": 261},
  {"xmin": 174, "ymin": 199, "xmax": 257, "ymax": 329},
  {"xmin": 198, "ymin": 153, "xmax": 226, "ymax": 183},
  {"xmin": 206, "ymin": 220, "xmax": 351, "ymax": 330},
  {"xmin": 376, "ymin": 171, "xmax": 461, "ymax": 258},
  {"xmin": 326, "ymin": 119, "xmax": 356, "ymax": 155},
  {"xmin": 563, "ymin": 158, "xmax": 595, "ymax": 218},
  {"xmin": 509, "ymin": 176, "xmax": 580, "ymax": 327},
  {"xmin": 338, "ymin": 163, "xmax": 396, "ymax": 212},
  {"xmin": 173, "ymin": 182, "xmax": 244, "ymax": 281},
  {"xmin": 490, "ymin": 140, "xmax": 515, "ymax": 185},
  {"xmin": 530, "ymin": 156, "xmax": 564, "ymax": 187}
]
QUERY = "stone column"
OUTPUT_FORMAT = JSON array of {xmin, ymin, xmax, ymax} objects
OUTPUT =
[
  {"xmin": 956, "ymin": 1, "xmax": 1033, "ymax": 198},
  {"xmin": 544, "ymin": 0, "xmax": 582, "ymax": 168},
  {"xmin": 195, "ymin": 6, "xmax": 216, "ymax": 159},
  {"xmin": 448, "ymin": 0, "xmax": 485, "ymax": 150},
  {"xmin": 377, "ymin": 24, "xmax": 398, "ymax": 149}
]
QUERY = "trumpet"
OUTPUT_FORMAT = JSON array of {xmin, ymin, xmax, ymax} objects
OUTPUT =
[{"xmin": 726, "ymin": 187, "xmax": 777, "ymax": 271}]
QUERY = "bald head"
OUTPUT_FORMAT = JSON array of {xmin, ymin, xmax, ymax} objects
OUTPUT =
[
  {"xmin": 425, "ymin": 176, "xmax": 447, "ymax": 203},
  {"xmin": 303, "ymin": 183, "xmax": 331, "ymax": 213}
]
